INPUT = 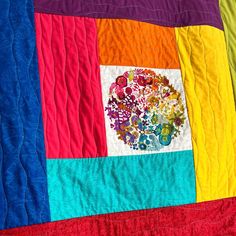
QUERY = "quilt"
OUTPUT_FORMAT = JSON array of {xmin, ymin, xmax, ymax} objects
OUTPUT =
[{"xmin": 0, "ymin": 0, "xmax": 235, "ymax": 235}]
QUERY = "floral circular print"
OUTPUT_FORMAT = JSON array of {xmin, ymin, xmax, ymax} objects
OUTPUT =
[{"xmin": 105, "ymin": 69, "xmax": 186, "ymax": 151}]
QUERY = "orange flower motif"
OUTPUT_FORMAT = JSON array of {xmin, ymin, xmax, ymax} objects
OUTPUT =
[{"xmin": 152, "ymin": 79, "xmax": 159, "ymax": 90}]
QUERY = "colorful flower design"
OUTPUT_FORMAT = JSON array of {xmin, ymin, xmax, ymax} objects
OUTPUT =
[{"xmin": 105, "ymin": 69, "xmax": 186, "ymax": 151}]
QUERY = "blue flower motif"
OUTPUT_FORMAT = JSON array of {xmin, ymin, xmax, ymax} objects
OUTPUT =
[
  {"xmin": 159, "ymin": 134, "xmax": 171, "ymax": 146},
  {"xmin": 139, "ymin": 134, "xmax": 147, "ymax": 142},
  {"xmin": 154, "ymin": 124, "xmax": 162, "ymax": 136},
  {"xmin": 145, "ymin": 139, "xmax": 151, "ymax": 145},
  {"xmin": 138, "ymin": 122, "xmax": 143, "ymax": 130},
  {"xmin": 139, "ymin": 143, "xmax": 147, "ymax": 150}
]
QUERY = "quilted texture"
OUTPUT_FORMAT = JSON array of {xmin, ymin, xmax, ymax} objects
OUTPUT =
[
  {"xmin": 95, "ymin": 18, "xmax": 193, "ymax": 156},
  {"xmin": 47, "ymin": 151, "xmax": 195, "ymax": 221},
  {"xmin": 1, "ymin": 197, "xmax": 236, "ymax": 236},
  {"xmin": 0, "ymin": 0, "xmax": 50, "ymax": 229},
  {"xmin": 96, "ymin": 19, "xmax": 179, "ymax": 68},
  {"xmin": 34, "ymin": 0, "xmax": 223, "ymax": 30},
  {"xmin": 0, "ymin": 0, "xmax": 236, "ymax": 234},
  {"xmin": 219, "ymin": 0, "xmax": 236, "ymax": 104},
  {"xmin": 175, "ymin": 25, "xmax": 236, "ymax": 202},
  {"xmin": 35, "ymin": 13, "xmax": 107, "ymax": 158},
  {"xmin": 100, "ymin": 66, "xmax": 192, "ymax": 156},
  {"xmin": 33, "ymin": 14, "xmax": 196, "ymax": 222}
]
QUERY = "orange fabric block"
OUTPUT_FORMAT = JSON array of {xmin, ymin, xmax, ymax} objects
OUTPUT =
[{"xmin": 96, "ymin": 19, "xmax": 180, "ymax": 69}]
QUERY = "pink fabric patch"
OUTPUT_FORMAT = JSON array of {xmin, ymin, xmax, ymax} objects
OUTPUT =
[{"xmin": 35, "ymin": 13, "xmax": 107, "ymax": 158}]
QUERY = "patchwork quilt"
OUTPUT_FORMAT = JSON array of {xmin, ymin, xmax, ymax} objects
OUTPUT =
[{"xmin": 0, "ymin": 0, "xmax": 236, "ymax": 235}]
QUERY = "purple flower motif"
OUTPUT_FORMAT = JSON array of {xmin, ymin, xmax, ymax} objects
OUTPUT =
[
  {"xmin": 108, "ymin": 110, "xmax": 119, "ymax": 119},
  {"xmin": 114, "ymin": 120, "xmax": 121, "ymax": 131},
  {"xmin": 174, "ymin": 117, "xmax": 183, "ymax": 126},
  {"xmin": 124, "ymin": 132, "xmax": 135, "ymax": 143}
]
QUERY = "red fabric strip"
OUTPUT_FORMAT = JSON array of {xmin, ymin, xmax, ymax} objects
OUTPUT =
[{"xmin": 1, "ymin": 197, "xmax": 236, "ymax": 235}]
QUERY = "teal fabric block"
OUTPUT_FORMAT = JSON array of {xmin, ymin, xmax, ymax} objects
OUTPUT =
[{"xmin": 47, "ymin": 150, "xmax": 196, "ymax": 221}]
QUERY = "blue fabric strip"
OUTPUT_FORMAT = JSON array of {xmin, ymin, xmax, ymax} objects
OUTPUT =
[
  {"xmin": 0, "ymin": 0, "xmax": 50, "ymax": 229},
  {"xmin": 47, "ymin": 150, "xmax": 196, "ymax": 221}
]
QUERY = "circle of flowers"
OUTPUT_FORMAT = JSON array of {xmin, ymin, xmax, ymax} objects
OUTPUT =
[{"xmin": 105, "ymin": 69, "xmax": 186, "ymax": 151}]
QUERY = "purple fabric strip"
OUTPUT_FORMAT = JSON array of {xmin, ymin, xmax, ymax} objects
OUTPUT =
[{"xmin": 34, "ymin": 0, "xmax": 223, "ymax": 30}]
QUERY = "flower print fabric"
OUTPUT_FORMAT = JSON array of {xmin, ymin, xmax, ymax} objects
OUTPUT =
[{"xmin": 105, "ymin": 69, "xmax": 186, "ymax": 151}]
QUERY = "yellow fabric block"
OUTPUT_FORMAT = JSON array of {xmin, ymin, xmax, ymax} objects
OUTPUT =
[{"xmin": 175, "ymin": 26, "xmax": 236, "ymax": 202}]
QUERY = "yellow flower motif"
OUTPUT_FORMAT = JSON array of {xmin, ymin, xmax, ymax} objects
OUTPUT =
[
  {"xmin": 168, "ymin": 92, "xmax": 180, "ymax": 100},
  {"xmin": 161, "ymin": 124, "xmax": 173, "ymax": 135},
  {"xmin": 148, "ymin": 96, "xmax": 159, "ymax": 108},
  {"xmin": 132, "ymin": 131, "xmax": 139, "ymax": 138},
  {"xmin": 128, "ymin": 71, "xmax": 134, "ymax": 82},
  {"xmin": 159, "ymin": 102, "xmax": 165, "ymax": 110},
  {"xmin": 151, "ymin": 114, "xmax": 159, "ymax": 124}
]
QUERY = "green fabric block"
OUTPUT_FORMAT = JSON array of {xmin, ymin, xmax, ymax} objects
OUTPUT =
[{"xmin": 220, "ymin": 0, "xmax": 236, "ymax": 106}]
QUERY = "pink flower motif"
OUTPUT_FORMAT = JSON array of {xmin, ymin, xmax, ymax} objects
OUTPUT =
[
  {"xmin": 164, "ymin": 92, "xmax": 170, "ymax": 98},
  {"xmin": 125, "ymin": 87, "xmax": 132, "ymax": 95},
  {"xmin": 116, "ymin": 76, "xmax": 127, "ymax": 88},
  {"xmin": 117, "ymin": 91, "xmax": 125, "ymax": 100},
  {"xmin": 130, "ymin": 95, "xmax": 135, "ymax": 101},
  {"xmin": 137, "ymin": 76, "xmax": 146, "ymax": 86},
  {"xmin": 109, "ymin": 82, "xmax": 117, "ymax": 94},
  {"xmin": 123, "ymin": 71, "xmax": 129, "ymax": 78}
]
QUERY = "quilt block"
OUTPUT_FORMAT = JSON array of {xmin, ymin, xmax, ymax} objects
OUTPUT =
[{"xmin": 0, "ymin": 0, "xmax": 235, "ymax": 235}]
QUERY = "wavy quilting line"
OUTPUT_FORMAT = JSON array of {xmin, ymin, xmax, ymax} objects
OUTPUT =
[
  {"xmin": 0, "ymin": 0, "xmax": 50, "ymax": 230},
  {"xmin": 96, "ymin": 19, "xmax": 180, "ymax": 69},
  {"xmin": 33, "ymin": 0, "xmax": 223, "ymax": 30},
  {"xmin": 175, "ymin": 25, "xmax": 236, "ymax": 202},
  {"xmin": 1, "ymin": 197, "xmax": 236, "ymax": 236},
  {"xmin": 46, "ymin": 151, "xmax": 196, "ymax": 221},
  {"xmin": 34, "ymin": 13, "xmax": 107, "ymax": 158}
]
